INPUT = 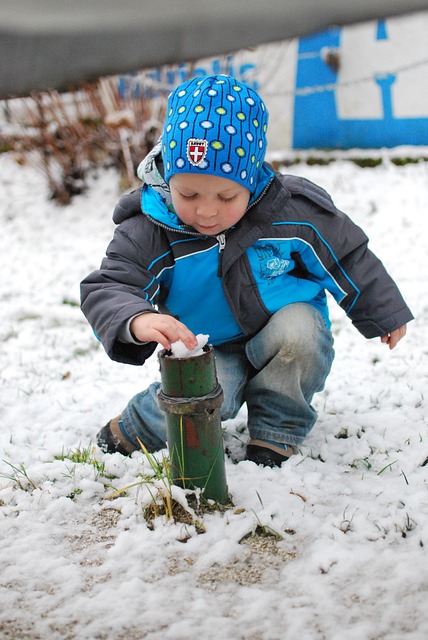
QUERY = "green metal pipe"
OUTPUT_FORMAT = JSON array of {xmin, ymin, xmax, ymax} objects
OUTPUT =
[{"xmin": 157, "ymin": 344, "xmax": 229, "ymax": 504}]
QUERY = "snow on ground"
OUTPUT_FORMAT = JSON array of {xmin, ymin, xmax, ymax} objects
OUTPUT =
[{"xmin": 0, "ymin": 151, "xmax": 427, "ymax": 640}]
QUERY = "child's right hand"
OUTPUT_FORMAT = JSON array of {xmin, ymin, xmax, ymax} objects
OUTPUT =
[{"xmin": 130, "ymin": 312, "xmax": 198, "ymax": 352}]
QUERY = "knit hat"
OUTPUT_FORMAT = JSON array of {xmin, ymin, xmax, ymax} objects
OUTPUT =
[{"xmin": 162, "ymin": 75, "xmax": 269, "ymax": 193}]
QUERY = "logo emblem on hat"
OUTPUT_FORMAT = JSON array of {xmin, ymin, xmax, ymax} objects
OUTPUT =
[{"xmin": 186, "ymin": 138, "xmax": 208, "ymax": 166}]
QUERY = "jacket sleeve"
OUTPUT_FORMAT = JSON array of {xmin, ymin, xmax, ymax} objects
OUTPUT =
[
  {"xmin": 282, "ymin": 176, "xmax": 414, "ymax": 338},
  {"xmin": 330, "ymin": 231, "xmax": 414, "ymax": 338},
  {"xmin": 80, "ymin": 216, "xmax": 161, "ymax": 365},
  {"xmin": 299, "ymin": 201, "xmax": 414, "ymax": 338}
]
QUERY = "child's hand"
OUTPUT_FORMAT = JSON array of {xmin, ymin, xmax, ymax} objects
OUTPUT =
[
  {"xmin": 380, "ymin": 325, "xmax": 407, "ymax": 350},
  {"xmin": 130, "ymin": 313, "xmax": 198, "ymax": 352}
]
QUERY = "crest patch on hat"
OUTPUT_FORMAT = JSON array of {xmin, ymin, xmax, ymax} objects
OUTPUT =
[{"xmin": 186, "ymin": 138, "xmax": 208, "ymax": 166}]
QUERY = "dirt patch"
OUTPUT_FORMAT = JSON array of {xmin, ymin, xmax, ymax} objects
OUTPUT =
[{"xmin": 198, "ymin": 529, "xmax": 297, "ymax": 589}]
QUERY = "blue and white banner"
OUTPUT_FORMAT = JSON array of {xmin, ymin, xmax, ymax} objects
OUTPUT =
[
  {"xmin": 293, "ymin": 14, "xmax": 428, "ymax": 149},
  {"xmin": 119, "ymin": 11, "xmax": 428, "ymax": 151}
]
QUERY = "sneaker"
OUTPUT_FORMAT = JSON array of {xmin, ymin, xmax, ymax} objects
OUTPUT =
[
  {"xmin": 245, "ymin": 438, "xmax": 293, "ymax": 468},
  {"xmin": 96, "ymin": 416, "xmax": 137, "ymax": 456}
]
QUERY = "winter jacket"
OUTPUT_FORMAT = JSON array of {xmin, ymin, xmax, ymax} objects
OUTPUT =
[{"xmin": 80, "ymin": 150, "xmax": 413, "ymax": 366}]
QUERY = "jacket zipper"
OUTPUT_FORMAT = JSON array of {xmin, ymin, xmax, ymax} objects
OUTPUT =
[
  {"xmin": 145, "ymin": 175, "xmax": 273, "ymax": 275},
  {"xmin": 246, "ymin": 176, "xmax": 274, "ymax": 211},
  {"xmin": 145, "ymin": 215, "xmax": 200, "ymax": 236},
  {"xmin": 216, "ymin": 233, "xmax": 226, "ymax": 277},
  {"xmin": 146, "ymin": 176, "xmax": 274, "ymax": 233}
]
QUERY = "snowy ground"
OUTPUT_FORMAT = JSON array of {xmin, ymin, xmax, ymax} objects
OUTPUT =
[{"xmin": 0, "ymin": 151, "xmax": 427, "ymax": 640}]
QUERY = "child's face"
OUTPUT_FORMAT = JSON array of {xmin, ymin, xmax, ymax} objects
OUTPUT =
[{"xmin": 169, "ymin": 173, "xmax": 251, "ymax": 235}]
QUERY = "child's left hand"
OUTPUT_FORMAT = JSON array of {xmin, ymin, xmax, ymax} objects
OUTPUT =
[{"xmin": 380, "ymin": 325, "xmax": 407, "ymax": 350}]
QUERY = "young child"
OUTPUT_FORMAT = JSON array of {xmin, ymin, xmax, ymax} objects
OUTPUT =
[{"xmin": 80, "ymin": 74, "xmax": 413, "ymax": 467}]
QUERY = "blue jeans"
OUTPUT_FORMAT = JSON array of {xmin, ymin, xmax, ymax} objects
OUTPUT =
[{"xmin": 120, "ymin": 303, "xmax": 335, "ymax": 451}]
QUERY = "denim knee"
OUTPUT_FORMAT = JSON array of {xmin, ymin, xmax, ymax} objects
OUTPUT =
[{"xmin": 246, "ymin": 303, "xmax": 328, "ymax": 370}]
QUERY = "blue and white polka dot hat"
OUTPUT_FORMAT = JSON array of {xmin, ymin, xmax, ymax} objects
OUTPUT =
[{"xmin": 162, "ymin": 75, "xmax": 269, "ymax": 193}]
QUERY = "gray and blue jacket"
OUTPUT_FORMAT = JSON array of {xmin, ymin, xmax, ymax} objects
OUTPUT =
[{"xmin": 80, "ymin": 146, "xmax": 413, "ymax": 365}]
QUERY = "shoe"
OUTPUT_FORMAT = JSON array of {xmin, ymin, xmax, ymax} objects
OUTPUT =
[
  {"xmin": 96, "ymin": 416, "xmax": 137, "ymax": 456},
  {"xmin": 245, "ymin": 439, "xmax": 293, "ymax": 468}
]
